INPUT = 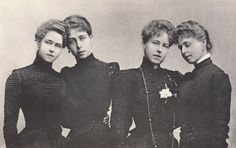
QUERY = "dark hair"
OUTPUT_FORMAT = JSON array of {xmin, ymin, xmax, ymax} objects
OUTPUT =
[
  {"xmin": 142, "ymin": 20, "xmax": 175, "ymax": 46},
  {"xmin": 64, "ymin": 15, "xmax": 92, "ymax": 37},
  {"xmin": 175, "ymin": 20, "xmax": 212, "ymax": 52},
  {"xmin": 35, "ymin": 19, "xmax": 66, "ymax": 48}
]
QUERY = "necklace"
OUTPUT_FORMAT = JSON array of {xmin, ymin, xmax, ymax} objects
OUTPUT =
[
  {"xmin": 140, "ymin": 67, "xmax": 158, "ymax": 148},
  {"xmin": 140, "ymin": 67, "xmax": 177, "ymax": 148}
]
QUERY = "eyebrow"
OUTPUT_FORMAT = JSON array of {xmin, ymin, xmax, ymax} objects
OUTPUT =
[{"xmin": 44, "ymin": 39, "xmax": 53, "ymax": 42}]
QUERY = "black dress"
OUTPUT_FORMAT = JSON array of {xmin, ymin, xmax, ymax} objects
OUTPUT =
[
  {"xmin": 111, "ymin": 58, "xmax": 182, "ymax": 148},
  {"xmin": 4, "ymin": 55, "xmax": 66, "ymax": 148},
  {"xmin": 178, "ymin": 58, "xmax": 231, "ymax": 148},
  {"xmin": 61, "ymin": 54, "xmax": 119, "ymax": 148}
]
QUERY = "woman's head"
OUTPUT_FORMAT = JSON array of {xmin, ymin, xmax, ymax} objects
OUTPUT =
[
  {"xmin": 175, "ymin": 20, "xmax": 212, "ymax": 64},
  {"xmin": 141, "ymin": 20, "xmax": 174, "ymax": 65},
  {"xmin": 35, "ymin": 19, "xmax": 66, "ymax": 63},
  {"xmin": 63, "ymin": 15, "xmax": 93, "ymax": 59}
]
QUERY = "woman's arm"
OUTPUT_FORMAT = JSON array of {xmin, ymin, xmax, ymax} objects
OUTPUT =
[
  {"xmin": 110, "ymin": 71, "xmax": 133, "ymax": 146},
  {"xmin": 4, "ymin": 70, "xmax": 21, "ymax": 148},
  {"xmin": 210, "ymin": 72, "xmax": 231, "ymax": 147}
]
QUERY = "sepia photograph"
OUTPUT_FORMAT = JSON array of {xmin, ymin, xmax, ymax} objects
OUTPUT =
[{"xmin": 0, "ymin": 0, "xmax": 236, "ymax": 147}]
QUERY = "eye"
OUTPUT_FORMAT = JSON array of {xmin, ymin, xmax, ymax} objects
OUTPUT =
[
  {"xmin": 79, "ymin": 36, "xmax": 86, "ymax": 41},
  {"xmin": 152, "ymin": 40, "xmax": 160, "ymax": 45},
  {"xmin": 44, "ymin": 40, "xmax": 53, "ymax": 45},
  {"xmin": 55, "ymin": 43, "xmax": 62, "ymax": 48},
  {"xmin": 183, "ymin": 42, "xmax": 191, "ymax": 48},
  {"xmin": 163, "ymin": 43, "xmax": 170, "ymax": 48},
  {"xmin": 68, "ymin": 38, "xmax": 76, "ymax": 44}
]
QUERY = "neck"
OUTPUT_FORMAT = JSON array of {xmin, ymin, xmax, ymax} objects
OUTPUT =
[
  {"xmin": 75, "ymin": 53, "xmax": 95, "ymax": 64},
  {"xmin": 141, "ymin": 57, "xmax": 161, "ymax": 71},
  {"xmin": 33, "ymin": 54, "xmax": 53, "ymax": 70}
]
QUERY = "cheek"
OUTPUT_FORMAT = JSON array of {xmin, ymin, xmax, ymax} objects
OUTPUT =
[
  {"xmin": 162, "ymin": 50, "xmax": 169, "ymax": 57},
  {"xmin": 55, "ymin": 49, "xmax": 63, "ymax": 56}
]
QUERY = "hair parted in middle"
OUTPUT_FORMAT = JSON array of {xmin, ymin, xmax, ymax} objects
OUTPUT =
[{"xmin": 63, "ymin": 15, "xmax": 92, "ymax": 37}]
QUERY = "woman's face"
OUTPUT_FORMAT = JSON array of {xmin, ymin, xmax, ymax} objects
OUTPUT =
[
  {"xmin": 178, "ymin": 37, "xmax": 207, "ymax": 64},
  {"xmin": 37, "ymin": 31, "xmax": 63, "ymax": 63},
  {"xmin": 67, "ymin": 28, "xmax": 93, "ymax": 59},
  {"xmin": 144, "ymin": 32, "xmax": 170, "ymax": 65}
]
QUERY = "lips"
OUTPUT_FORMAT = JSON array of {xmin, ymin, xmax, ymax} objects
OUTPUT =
[
  {"xmin": 46, "ymin": 54, "xmax": 54, "ymax": 57},
  {"xmin": 153, "ymin": 55, "xmax": 161, "ymax": 58},
  {"xmin": 78, "ymin": 51, "xmax": 85, "ymax": 54},
  {"xmin": 184, "ymin": 55, "xmax": 191, "ymax": 59}
]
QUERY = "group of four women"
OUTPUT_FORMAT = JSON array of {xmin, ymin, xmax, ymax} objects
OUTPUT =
[{"xmin": 4, "ymin": 15, "xmax": 231, "ymax": 148}]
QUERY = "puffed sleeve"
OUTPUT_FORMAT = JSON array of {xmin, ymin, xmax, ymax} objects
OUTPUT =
[
  {"xmin": 4, "ymin": 70, "xmax": 21, "ymax": 148},
  {"xmin": 110, "ymin": 71, "xmax": 133, "ymax": 146},
  {"xmin": 210, "ymin": 72, "xmax": 231, "ymax": 147},
  {"xmin": 108, "ymin": 62, "xmax": 120, "ymax": 89}
]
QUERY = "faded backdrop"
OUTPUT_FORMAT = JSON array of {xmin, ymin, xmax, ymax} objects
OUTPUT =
[{"xmin": 0, "ymin": 0, "xmax": 236, "ymax": 147}]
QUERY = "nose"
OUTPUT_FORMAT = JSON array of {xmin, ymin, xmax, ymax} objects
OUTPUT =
[
  {"xmin": 49, "ymin": 46, "xmax": 55, "ymax": 53},
  {"xmin": 156, "ymin": 45, "xmax": 162, "ymax": 53},
  {"xmin": 181, "ymin": 47, "xmax": 187, "ymax": 54},
  {"xmin": 76, "ymin": 40, "xmax": 82, "ymax": 49}
]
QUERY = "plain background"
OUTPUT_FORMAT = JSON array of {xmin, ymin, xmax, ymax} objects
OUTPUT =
[{"xmin": 0, "ymin": 0, "xmax": 235, "ymax": 147}]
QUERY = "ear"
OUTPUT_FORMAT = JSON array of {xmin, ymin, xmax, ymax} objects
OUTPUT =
[
  {"xmin": 202, "ymin": 39, "xmax": 207, "ymax": 46},
  {"xmin": 90, "ymin": 35, "xmax": 94, "ymax": 47},
  {"xmin": 36, "ymin": 42, "xmax": 40, "ymax": 50},
  {"xmin": 202, "ymin": 40, "xmax": 207, "ymax": 52},
  {"xmin": 142, "ymin": 42, "xmax": 146, "ymax": 50}
]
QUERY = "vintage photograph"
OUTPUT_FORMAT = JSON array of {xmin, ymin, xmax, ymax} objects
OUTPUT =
[{"xmin": 0, "ymin": 0, "xmax": 235, "ymax": 147}]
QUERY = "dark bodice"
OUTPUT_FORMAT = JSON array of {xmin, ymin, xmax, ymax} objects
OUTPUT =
[
  {"xmin": 4, "ymin": 56, "xmax": 66, "ymax": 148},
  {"xmin": 61, "ymin": 54, "xmax": 119, "ymax": 129},
  {"xmin": 111, "ymin": 58, "xmax": 182, "ymax": 145},
  {"xmin": 178, "ymin": 58, "xmax": 231, "ymax": 148}
]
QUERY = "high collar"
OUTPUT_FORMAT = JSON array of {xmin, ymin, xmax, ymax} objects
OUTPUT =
[
  {"xmin": 140, "ymin": 57, "xmax": 161, "ymax": 73},
  {"xmin": 196, "ymin": 53, "xmax": 211, "ymax": 64},
  {"xmin": 194, "ymin": 57, "xmax": 212, "ymax": 69},
  {"xmin": 75, "ymin": 53, "xmax": 96, "ymax": 66},
  {"xmin": 33, "ymin": 54, "xmax": 53, "ymax": 71}
]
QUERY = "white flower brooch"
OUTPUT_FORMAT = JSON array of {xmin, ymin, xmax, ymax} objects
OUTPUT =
[{"xmin": 159, "ymin": 83, "xmax": 177, "ymax": 103}]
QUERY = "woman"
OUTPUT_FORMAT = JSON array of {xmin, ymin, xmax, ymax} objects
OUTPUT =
[
  {"xmin": 111, "ymin": 20, "xmax": 182, "ymax": 148},
  {"xmin": 60, "ymin": 15, "xmax": 119, "ymax": 148},
  {"xmin": 4, "ymin": 19, "xmax": 67, "ymax": 148},
  {"xmin": 175, "ymin": 20, "xmax": 231, "ymax": 148}
]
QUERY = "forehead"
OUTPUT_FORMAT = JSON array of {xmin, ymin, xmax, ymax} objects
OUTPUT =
[
  {"xmin": 150, "ymin": 32, "xmax": 168, "ymax": 42},
  {"xmin": 43, "ymin": 31, "xmax": 63, "ymax": 42},
  {"xmin": 178, "ymin": 37, "xmax": 199, "ymax": 44},
  {"xmin": 68, "ymin": 28, "xmax": 89, "ymax": 38}
]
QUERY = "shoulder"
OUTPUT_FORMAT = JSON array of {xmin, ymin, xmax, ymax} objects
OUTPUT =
[
  {"xmin": 8, "ymin": 65, "xmax": 33, "ymax": 77},
  {"xmin": 107, "ymin": 62, "xmax": 120, "ymax": 76},
  {"xmin": 165, "ymin": 69, "xmax": 183, "ymax": 77},
  {"xmin": 206, "ymin": 62, "xmax": 226, "ymax": 74},
  {"xmin": 60, "ymin": 66, "xmax": 70, "ymax": 74},
  {"xmin": 95, "ymin": 59, "xmax": 120, "ymax": 75},
  {"xmin": 210, "ymin": 66, "xmax": 231, "ymax": 88},
  {"xmin": 164, "ymin": 69, "xmax": 183, "ymax": 83},
  {"xmin": 6, "ymin": 65, "xmax": 33, "ymax": 84},
  {"xmin": 115, "ymin": 68, "xmax": 140, "ymax": 82}
]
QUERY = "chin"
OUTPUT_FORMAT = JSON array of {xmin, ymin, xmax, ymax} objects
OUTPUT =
[
  {"xmin": 152, "ymin": 61, "xmax": 162, "ymax": 65},
  {"xmin": 185, "ymin": 60, "xmax": 195, "ymax": 64},
  {"xmin": 150, "ymin": 59, "xmax": 162, "ymax": 65}
]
